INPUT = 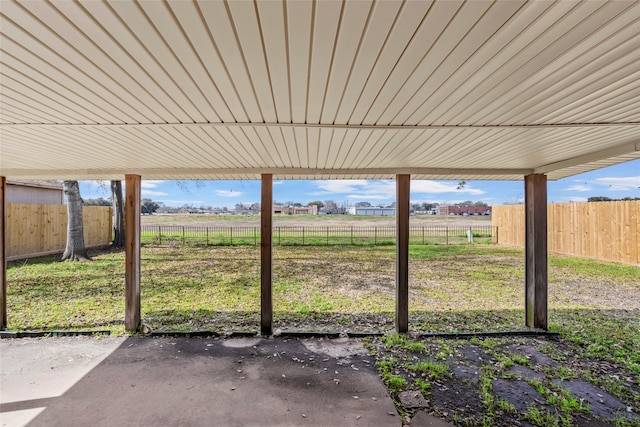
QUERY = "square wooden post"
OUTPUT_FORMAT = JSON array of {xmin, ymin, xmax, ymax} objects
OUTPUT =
[
  {"xmin": 125, "ymin": 174, "xmax": 141, "ymax": 332},
  {"xmin": 525, "ymin": 174, "xmax": 548, "ymax": 330},
  {"xmin": 261, "ymin": 174, "xmax": 273, "ymax": 336},
  {"xmin": 0, "ymin": 177, "xmax": 6, "ymax": 330},
  {"xmin": 396, "ymin": 174, "xmax": 410, "ymax": 333}
]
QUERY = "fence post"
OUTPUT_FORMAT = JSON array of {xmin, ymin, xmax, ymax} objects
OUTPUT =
[
  {"xmin": 302, "ymin": 226, "xmax": 305, "ymax": 245},
  {"xmin": 278, "ymin": 227, "xmax": 281, "ymax": 246},
  {"xmin": 374, "ymin": 226, "xmax": 377, "ymax": 245},
  {"xmin": 350, "ymin": 226, "xmax": 353, "ymax": 245},
  {"xmin": 158, "ymin": 225, "xmax": 162, "ymax": 245},
  {"xmin": 254, "ymin": 227, "xmax": 257, "ymax": 246},
  {"xmin": 230, "ymin": 227, "xmax": 233, "ymax": 245},
  {"xmin": 206, "ymin": 227, "xmax": 209, "ymax": 246},
  {"xmin": 182, "ymin": 226, "xmax": 185, "ymax": 245},
  {"xmin": 422, "ymin": 226, "xmax": 424, "ymax": 245},
  {"xmin": 326, "ymin": 226, "xmax": 329, "ymax": 245},
  {"xmin": 446, "ymin": 226, "xmax": 449, "ymax": 245}
]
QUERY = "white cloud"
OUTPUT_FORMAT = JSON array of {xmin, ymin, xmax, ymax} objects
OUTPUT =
[
  {"xmin": 158, "ymin": 199, "xmax": 204, "ymax": 205},
  {"xmin": 215, "ymin": 190, "xmax": 242, "ymax": 197},
  {"xmin": 273, "ymin": 181, "xmax": 284, "ymax": 185},
  {"xmin": 141, "ymin": 180, "xmax": 165, "ymax": 189},
  {"xmin": 142, "ymin": 189, "xmax": 168, "ymax": 197},
  {"xmin": 594, "ymin": 176, "xmax": 640, "ymax": 191},
  {"xmin": 566, "ymin": 185, "xmax": 592, "ymax": 192},
  {"xmin": 345, "ymin": 192, "xmax": 389, "ymax": 200},
  {"xmin": 311, "ymin": 179, "xmax": 485, "ymax": 201},
  {"xmin": 412, "ymin": 180, "xmax": 485, "ymax": 195},
  {"xmin": 312, "ymin": 180, "xmax": 370, "ymax": 194}
]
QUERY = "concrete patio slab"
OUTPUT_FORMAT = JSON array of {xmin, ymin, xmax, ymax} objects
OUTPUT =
[{"xmin": 1, "ymin": 336, "xmax": 400, "ymax": 427}]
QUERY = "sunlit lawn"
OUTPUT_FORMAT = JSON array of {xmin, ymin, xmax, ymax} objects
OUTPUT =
[
  {"xmin": 6, "ymin": 244, "xmax": 639, "ymax": 373},
  {"xmin": 7, "ymin": 243, "xmax": 639, "ymax": 427}
]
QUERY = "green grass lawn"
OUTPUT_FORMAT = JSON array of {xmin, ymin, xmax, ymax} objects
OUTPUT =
[
  {"xmin": 6, "ymin": 245, "xmax": 639, "ymax": 372},
  {"xmin": 7, "ymin": 244, "xmax": 639, "ymax": 425}
]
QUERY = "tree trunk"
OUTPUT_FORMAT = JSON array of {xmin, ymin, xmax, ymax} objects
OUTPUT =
[
  {"xmin": 62, "ymin": 180, "xmax": 91, "ymax": 261},
  {"xmin": 111, "ymin": 180, "xmax": 125, "ymax": 248}
]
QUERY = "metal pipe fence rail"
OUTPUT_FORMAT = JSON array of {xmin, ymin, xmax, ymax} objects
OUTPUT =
[{"xmin": 141, "ymin": 224, "xmax": 495, "ymax": 247}]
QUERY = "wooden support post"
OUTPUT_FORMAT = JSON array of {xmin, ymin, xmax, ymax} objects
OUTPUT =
[
  {"xmin": 0, "ymin": 177, "xmax": 6, "ymax": 330},
  {"xmin": 125, "ymin": 174, "xmax": 141, "ymax": 332},
  {"xmin": 525, "ymin": 174, "xmax": 548, "ymax": 330},
  {"xmin": 261, "ymin": 174, "xmax": 273, "ymax": 336},
  {"xmin": 396, "ymin": 174, "xmax": 410, "ymax": 333}
]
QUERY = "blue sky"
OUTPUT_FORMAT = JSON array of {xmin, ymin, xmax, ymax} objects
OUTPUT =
[{"xmin": 80, "ymin": 159, "xmax": 640, "ymax": 208}]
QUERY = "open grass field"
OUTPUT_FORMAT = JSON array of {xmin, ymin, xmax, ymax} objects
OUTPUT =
[
  {"xmin": 5, "ymin": 243, "xmax": 639, "ymax": 425},
  {"xmin": 138, "ymin": 213, "xmax": 494, "ymax": 246},
  {"xmin": 6, "ymin": 244, "xmax": 638, "ymax": 343},
  {"xmin": 141, "ymin": 212, "xmax": 493, "ymax": 227}
]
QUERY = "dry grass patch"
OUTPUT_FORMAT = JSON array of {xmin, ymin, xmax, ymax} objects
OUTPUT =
[
  {"xmin": 7, "ymin": 243, "xmax": 638, "ymax": 426},
  {"xmin": 6, "ymin": 244, "xmax": 638, "ymax": 336}
]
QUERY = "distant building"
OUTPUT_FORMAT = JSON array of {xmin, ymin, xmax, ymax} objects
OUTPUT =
[
  {"xmin": 347, "ymin": 207, "xmax": 396, "ymax": 216},
  {"xmin": 273, "ymin": 205, "xmax": 318, "ymax": 215},
  {"xmin": 7, "ymin": 180, "xmax": 64, "ymax": 204},
  {"xmin": 436, "ymin": 205, "xmax": 491, "ymax": 216}
]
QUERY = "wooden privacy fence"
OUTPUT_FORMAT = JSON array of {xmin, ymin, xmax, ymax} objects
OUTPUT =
[
  {"xmin": 7, "ymin": 203, "xmax": 113, "ymax": 260},
  {"xmin": 492, "ymin": 200, "xmax": 640, "ymax": 266}
]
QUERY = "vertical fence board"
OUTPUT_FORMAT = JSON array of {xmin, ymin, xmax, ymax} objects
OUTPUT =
[
  {"xmin": 7, "ymin": 204, "xmax": 112, "ymax": 259},
  {"xmin": 493, "ymin": 201, "xmax": 639, "ymax": 266}
]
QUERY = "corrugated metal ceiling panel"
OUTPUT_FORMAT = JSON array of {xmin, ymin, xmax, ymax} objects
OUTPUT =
[{"xmin": 1, "ymin": 0, "xmax": 638, "ymax": 181}]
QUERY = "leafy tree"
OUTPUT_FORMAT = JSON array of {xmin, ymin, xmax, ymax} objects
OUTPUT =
[
  {"xmin": 586, "ymin": 196, "xmax": 638, "ymax": 202},
  {"xmin": 308, "ymin": 201, "xmax": 324, "ymax": 209},
  {"xmin": 62, "ymin": 180, "xmax": 91, "ymax": 261},
  {"xmin": 83, "ymin": 197, "xmax": 111, "ymax": 206},
  {"xmin": 355, "ymin": 201, "xmax": 372, "ymax": 207},
  {"xmin": 250, "ymin": 202, "xmax": 261, "ymax": 214},
  {"xmin": 141, "ymin": 198, "xmax": 159, "ymax": 215}
]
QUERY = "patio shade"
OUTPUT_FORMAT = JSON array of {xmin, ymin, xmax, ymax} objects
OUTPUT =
[{"xmin": 0, "ymin": 0, "xmax": 639, "ymax": 180}]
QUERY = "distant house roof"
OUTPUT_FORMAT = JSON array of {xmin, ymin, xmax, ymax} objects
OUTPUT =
[{"xmin": 7, "ymin": 180, "xmax": 63, "ymax": 190}]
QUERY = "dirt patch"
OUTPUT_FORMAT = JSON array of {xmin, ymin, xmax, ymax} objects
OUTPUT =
[
  {"xmin": 552, "ymin": 378, "xmax": 637, "ymax": 421},
  {"xmin": 491, "ymin": 378, "xmax": 545, "ymax": 412},
  {"xmin": 428, "ymin": 375, "xmax": 486, "ymax": 423},
  {"xmin": 367, "ymin": 335, "xmax": 640, "ymax": 426},
  {"xmin": 505, "ymin": 344, "xmax": 558, "ymax": 369}
]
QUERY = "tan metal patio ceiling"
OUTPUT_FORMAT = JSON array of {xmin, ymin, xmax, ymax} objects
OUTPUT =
[{"xmin": 1, "ymin": 0, "xmax": 639, "ymax": 181}]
